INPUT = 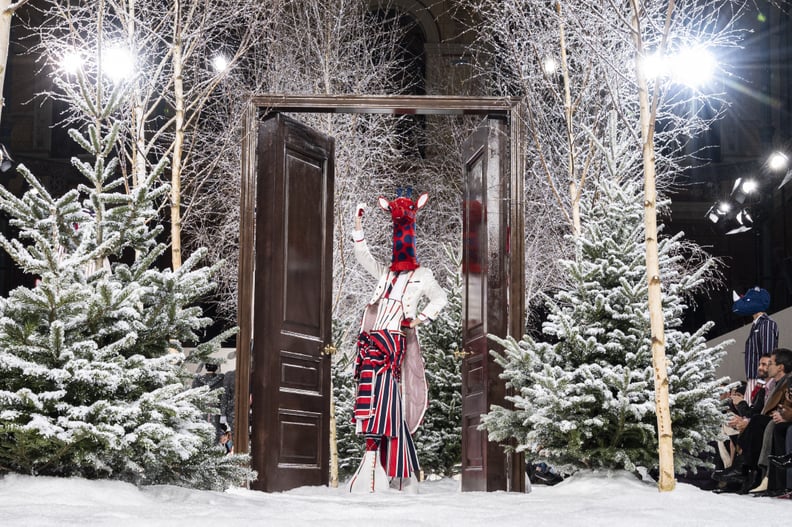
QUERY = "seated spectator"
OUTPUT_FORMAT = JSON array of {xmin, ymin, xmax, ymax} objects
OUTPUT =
[
  {"xmin": 767, "ymin": 374, "xmax": 792, "ymax": 497},
  {"xmin": 713, "ymin": 348, "xmax": 791, "ymax": 494}
]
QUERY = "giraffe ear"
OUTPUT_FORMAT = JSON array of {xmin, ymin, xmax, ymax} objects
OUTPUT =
[
  {"xmin": 378, "ymin": 196, "xmax": 390, "ymax": 211},
  {"xmin": 416, "ymin": 193, "xmax": 429, "ymax": 210}
]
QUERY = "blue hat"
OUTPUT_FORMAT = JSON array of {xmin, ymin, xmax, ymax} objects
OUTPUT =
[{"xmin": 732, "ymin": 287, "xmax": 770, "ymax": 315}]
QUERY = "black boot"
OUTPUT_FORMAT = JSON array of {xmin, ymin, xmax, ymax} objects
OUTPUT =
[
  {"xmin": 712, "ymin": 466, "xmax": 745, "ymax": 483},
  {"xmin": 738, "ymin": 469, "xmax": 758, "ymax": 495},
  {"xmin": 768, "ymin": 453, "xmax": 792, "ymax": 469}
]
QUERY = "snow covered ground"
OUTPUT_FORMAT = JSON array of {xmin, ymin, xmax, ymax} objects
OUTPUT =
[{"xmin": 2, "ymin": 471, "xmax": 790, "ymax": 527}]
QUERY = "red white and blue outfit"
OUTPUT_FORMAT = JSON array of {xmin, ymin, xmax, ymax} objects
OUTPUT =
[{"xmin": 351, "ymin": 227, "xmax": 447, "ymax": 480}]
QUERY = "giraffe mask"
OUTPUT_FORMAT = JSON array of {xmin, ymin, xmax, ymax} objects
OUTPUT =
[{"xmin": 378, "ymin": 190, "xmax": 429, "ymax": 272}]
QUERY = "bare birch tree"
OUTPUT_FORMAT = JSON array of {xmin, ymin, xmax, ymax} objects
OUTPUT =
[
  {"xmin": 182, "ymin": 1, "xmax": 462, "ymax": 333},
  {"xmin": 467, "ymin": 0, "xmax": 779, "ymax": 490},
  {"xmin": 30, "ymin": 0, "xmax": 275, "ymax": 269}
]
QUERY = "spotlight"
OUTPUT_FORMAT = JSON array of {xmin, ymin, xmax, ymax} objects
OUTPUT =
[
  {"xmin": 102, "ymin": 45, "xmax": 135, "ymax": 83},
  {"xmin": 725, "ymin": 208, "xmax": 754, "ymax": 235},
  {"xmin": 706, "ymin": 204, "xmax": 725, "ymax": 224},
  {"xmin": 768, "ymin": 151, "xmax": 789, "ymax": 172},
  {"xmin": 212, "ymin": 55, "xmax": 229, "ymax": 73},
  {"xmin": 60, "ymin": 50, "xmax": 84, "ymax": 75},
  {"xmin": 706, "ymin": 198, "xmax": 754, "ymax": 234},
  {"xmin": 716, "ymin": 201, "xmax": 732, "ymax": 214},
  {"xmin": 731, "ymin": 177, "xmax": 758, "ymax": 204},
  {"xmin": 542, "ymin": 56, "xmax": 558, "ymax": 75},
  {"xmin": 740, "ymin": 178, "xmax": 758, "ymax": 194}
]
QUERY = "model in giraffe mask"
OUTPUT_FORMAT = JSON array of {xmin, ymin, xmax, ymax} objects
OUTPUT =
[{"xmin": 348, "ymin": 188, "xmax": 448, "ymax": 493}]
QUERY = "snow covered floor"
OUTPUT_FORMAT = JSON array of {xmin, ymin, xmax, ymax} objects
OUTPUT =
[{"xmin": 1, "ymin": 471, "xmax": 790, "ymax": 527}]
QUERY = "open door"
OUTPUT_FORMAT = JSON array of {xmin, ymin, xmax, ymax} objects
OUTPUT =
[
  {"xmin": 460, "ymin": 118, "xmax": 523, "ymax": 492},
  {"xmin": 249, "ymin": 114, "xmax": 335, "ymax": 492},
  {"xmin": 237, "ymin": 95, "xmax": 524, "ymax": 494}
]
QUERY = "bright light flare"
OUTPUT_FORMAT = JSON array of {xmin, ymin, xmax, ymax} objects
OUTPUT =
[
  {"xmin": 641, "ymin": 52, "xmax": 667, "ymax": 81},
  {"xmin": 212, "ymin": 55, "xmax": 230, "ymax": 73},
  {"xmin": 641, "ymin": 46, "xmax": 716, "ymax": 88},
  {"xmin": 768, "ymin": 151, "xmax": 789, "ymax": 172},
  {"xmin": 671, "ymin": 47, "xmax": 716, "ymax": 87},
  {"xmin": 716, "ymin": 201, "xmax": 732, "ymax": 214},
  {"xmin": 740, "ymin": 179, "xmax": 759, "ymax": 194},
  {"xmin": 102, "ymin": 45, "xmax": 135, "ymax": 82},
  {"xmin": 60, "ymin": 50, "xmax": 84, "ymax": 75},
  {"xmin": 542, "ymin": 57, "xmax": 558, "ymax": 75}
]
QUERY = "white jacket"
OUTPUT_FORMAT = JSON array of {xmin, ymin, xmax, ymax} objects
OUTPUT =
[
  {"xmin": 352, "ymin": 228, "xmax": 448, "ymax": 433},
  {"xmin": 351, "ymin": 229, "xmax": 447, "ymax": 322}
]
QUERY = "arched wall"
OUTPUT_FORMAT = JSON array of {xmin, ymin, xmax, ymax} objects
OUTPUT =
[{"xmin": 372, "ymin": 0, "xmax": 441, "ymax": 43}]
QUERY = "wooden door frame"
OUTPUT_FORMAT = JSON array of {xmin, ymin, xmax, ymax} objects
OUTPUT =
[{"xmin": 234, "ymin": 94, "xmax": 525, "ymax": 488}]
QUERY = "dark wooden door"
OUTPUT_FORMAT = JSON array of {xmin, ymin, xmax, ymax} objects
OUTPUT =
[
  {"xmin": 460, "ymin": 118, "xmax": 521, "ymax": 492},
  {"xmin": 250, "ymin": 114, "xmax": 334, "ymax": 492}
]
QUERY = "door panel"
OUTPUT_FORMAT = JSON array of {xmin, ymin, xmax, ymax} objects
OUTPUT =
[
  {"xmin": 461, "ymin": 118, "xmax": 519, "ymax": 492},
  {"xmin": 250, "ymin": 114, "xmax": 334, "ymax": 492}
]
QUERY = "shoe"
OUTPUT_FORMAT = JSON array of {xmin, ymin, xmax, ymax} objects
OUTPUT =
[
  {"xmin": 389, "ymin": 475, "xmax": 420, "ymax": 494},
  {"xmin": 768, "ymin": 453, "xmax": 792, "ymax": 469},
  {"xmin": 776, "ymin": 490, "xmax": 792, "ymax": 499},
  {"xmin": 712, "ymin": 487, "xmax": 739, "ymax": 494},
  {"xmin": 712, "ymin": 467, "xmax": 745, "ymax": 484},
  {"xmin": 753, "ymin": 488, "xmax": 788, "ymax": 498},
  {"xmin": 348, "ymin": 451, "xmax": 390, "ymax": 493},
  {"xmin": 737, "ymin": 470, "xmax": 758, "ymax": 495},
  {"xmin": 533, "ymin": 470, "xmax": 564, "ymax": 486},
  {"xmin": 749, "ymin": 476, "xmax": 768, "ymax": 493}
]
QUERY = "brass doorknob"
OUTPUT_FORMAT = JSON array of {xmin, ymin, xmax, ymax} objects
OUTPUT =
[
  {"xmin": 453, "ymin": 349, "xmax": 473, "ymax": 360},
  {"xmin": 322, "ymin": 344, "xmax": 337, "ymax": 356}
]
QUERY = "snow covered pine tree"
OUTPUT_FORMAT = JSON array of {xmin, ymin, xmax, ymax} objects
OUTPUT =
[
  {"xmin": 0, "ymin": 74, "xmax": 251, "ymax": 489},
  {"xmin": 411, "ymin": 246, "xmax": 462, "ymax": 478},
  {"xmin": 481, "ymin": 175, "xmax": 728, "ymax": 477}
]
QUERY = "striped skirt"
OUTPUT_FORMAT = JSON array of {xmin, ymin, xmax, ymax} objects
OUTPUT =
[{"xmin": 353, "ymin": 330, "xmax": 419, "ymax": 478}]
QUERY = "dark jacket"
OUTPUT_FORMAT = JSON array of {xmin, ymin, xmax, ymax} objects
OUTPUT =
[
  {"xmin": 762, "ymin": 374, "xmax": 791, "ymax": 416},
  {"xmin": 736, "ymin": 383, "xmax": 768, "ymax": 418}
]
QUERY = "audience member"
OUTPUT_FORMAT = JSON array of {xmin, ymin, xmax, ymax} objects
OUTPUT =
[{"xmin": 714, "ymin": 348, "xmax": 791, "ymax": 494}]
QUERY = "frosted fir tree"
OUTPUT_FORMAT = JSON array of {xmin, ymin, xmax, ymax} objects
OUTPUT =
[
  {"xmin": 0, "ymin": 77, "xmax": 250, "ymax": 489},
  {"xmin": 481, "ymin": 173, "xmax": 727, "ymax": 476},
  {"xmin": 330, "ymin": 320, "xmax": 360, "ymax": 481},
  {"xmin": 412, "ymin": 246, "xmax": 462, "ymax": 477}
]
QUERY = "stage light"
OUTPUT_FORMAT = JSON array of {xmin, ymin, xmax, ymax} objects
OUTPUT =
[
  {"xmin": 60, "ymin": 50, "xmax": 84, "ymax": 75},
  {"xmin": 542, "ymin": 57, "xmax": 558, "ymax": 75},
  {"xmin": 768, "ymin": 151, "xmax": 789, "ymax": 172},
  {"xmin": 212, "ymin": 55, "xmax": 229, "ymax": 73},
  {"xmin": 102, "ymin": 45, "xmax": 135, "ymax": 83},
  {"xmin": 740, "ymin": 178, "xmax": 758, "ymax": 194},
  {"xmin": 725, "ymin": 208, "xmax": 754, "ymax": 235}
]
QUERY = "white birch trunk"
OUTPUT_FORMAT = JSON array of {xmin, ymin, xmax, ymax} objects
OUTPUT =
[
  {"xmin": 329, "ymin": 375, "xmax": 339, "ymax": 488},
  {"xmin": 557, "ymin": 2, "xmax": 582, "ymax": 237},
  {"xmin": 126, "ymin": 0, "xmax": 145, "ymax": 189},
  {"xmin": 630, "ymin": 1, "xmax": 676, "ymax": 492},
  {"xmin": 171, "ymin": 0, "xmax": 184, "ymax": 269}
]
